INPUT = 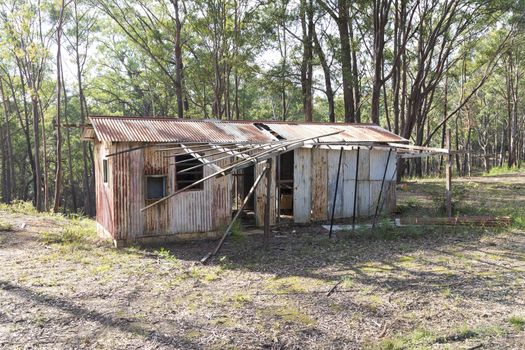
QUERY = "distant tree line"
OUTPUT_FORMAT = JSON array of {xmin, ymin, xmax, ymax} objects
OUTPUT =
[{"xmin": 0, "ymin": 0, "xmax": 524, "ymax": 213}]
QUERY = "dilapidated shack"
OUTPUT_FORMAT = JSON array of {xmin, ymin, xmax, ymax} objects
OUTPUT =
[{"xmin": 83, "ymin": 116, "xmax": 408, "ymax": 247}]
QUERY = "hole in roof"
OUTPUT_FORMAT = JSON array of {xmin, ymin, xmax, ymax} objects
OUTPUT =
[{"xmin": 254, "ymin": 122, "xmax": 286, "ymax": 140}]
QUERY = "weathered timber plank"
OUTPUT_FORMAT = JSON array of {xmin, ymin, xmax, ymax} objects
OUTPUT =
[
  {"xmin": 294, "ymin": 148, "xmax": 312, "ymax": 223},
  {"xmin": 311, "ymin": 149, "xmax": 328, "ymax": 221}
]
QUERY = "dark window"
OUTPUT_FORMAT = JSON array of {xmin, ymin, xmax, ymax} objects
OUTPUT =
[
  {"xmin": 175, "ymin": 154, "xmax": 204, "ymax": 190},
  {"xmin": 146, "ymin": 176, "xmax": 167, "ymax": 200},
  {"xmin": 103, "ymin": 159, "xmax": 108, "ymax": 183}
]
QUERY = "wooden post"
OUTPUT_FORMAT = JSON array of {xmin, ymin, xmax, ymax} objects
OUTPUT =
[
  {"xmin": 372, "ymin": 148, "xmax": 392, "ymax": 228},
  {"xmin": 352, "ymin": 147, "xmax": 360, "ymax": 231},
  {"xmin": 276, "ymin": 154, "xmax": 281, "ymax": 223},
  {"xmin": 201, "ymin": 164, "xmax": 270, "ymax": 263},
  {"xmin": 329, "ymin": 147, "xmax": 344, "ymax": 238},
  {"xmin": 445, "ymin": 129, "xmax": 452, "ymax": 217},
  {"xmin": 264, "ymin": 158, "xmax": 273, "ymax": 247}
]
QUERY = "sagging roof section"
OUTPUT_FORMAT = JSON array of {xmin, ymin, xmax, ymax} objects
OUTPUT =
[{"xmin": 82, "ymin": 116, "xmax": 408, "ymax": 144}]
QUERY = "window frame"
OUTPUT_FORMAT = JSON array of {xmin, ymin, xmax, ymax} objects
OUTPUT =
[
  {"xmin": 175, "ymin": 154, "xmax": 204, "ymax": 191},
  {"xmin": 103, "ymin": 159, "xmax": 109, "ymax": 184},
  {"xmin": 145, "ymin": 174, "xmax": 168, "ymax": 201}
]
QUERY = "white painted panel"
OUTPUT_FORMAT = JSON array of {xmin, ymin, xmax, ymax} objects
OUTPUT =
[
  {"xmin": 357, "ymin": 148, "xmax": 370, "ymax": 181},
  {"xmin": 357, "ymin": 181, "xmax": 371, "ymax": 216},
  {"xmin": 370, "ymin": 149, "xmax": 396, "ymax": 181},
  {"xmin": 342, "ymin": 179, "xmax": 356, "ymax": 218},
  {"xmin": 327, "ymin": 149, "xmax": 345, "ymax": 219},
  {"xmin": 370, "ymin": 180, "xmax": 386, "ymax": 215}
]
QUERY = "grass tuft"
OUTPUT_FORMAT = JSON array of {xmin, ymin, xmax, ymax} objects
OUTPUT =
[
  {"xmin": 40, "ymin": 220, "xmax": 97, "ymax": 247},
  {"xmin": 509, "ymin": 316, "xmax": 525, "ymax": 331},
  {"xmin": 0, "ymin": 220, "xmax": 12, "ymax": 232},
  {"xmin": 484, "ymin": 165, "xmax": 523, "ymax": 176}
]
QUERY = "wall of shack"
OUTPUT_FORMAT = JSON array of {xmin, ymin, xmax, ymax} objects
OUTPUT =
[
  {"xmin": 293, "ymin": 147, "xmax": 396, "ymax": 223},
  {"xmin": 95, "ymin": 141, "xmax": 232, "ymax": 245}
]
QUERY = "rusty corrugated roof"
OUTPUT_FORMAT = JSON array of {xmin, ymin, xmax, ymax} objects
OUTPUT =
[{"xmin": 86, "ymin": 116, "xmax": 407, "ymax": 144}]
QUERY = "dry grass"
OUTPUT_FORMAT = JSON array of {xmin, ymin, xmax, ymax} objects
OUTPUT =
[{"xmin": 1, "ymin": 174, "xmax": 525, "ymax": 349}]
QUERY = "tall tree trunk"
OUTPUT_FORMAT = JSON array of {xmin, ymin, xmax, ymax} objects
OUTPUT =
[
  {"xmin": 40, "ymin": 96, "xmax": 49, "ymax": 211},
  {"xmin": 348, "ymin": 16, "xmax": 360, "ymax": 122},
  {"xmin": 13, "ymin": 65, "xmax": 37, "ymax": 199},
  {"xmin": 53, "ymin": 0, "xmax": 65, "ymax": 213},
  {"xmin": 171, "ymin": 0, "xmax": 184, "ymax": 119},
  {"xmin": 74, "ymin": 1, "xmax": 94, "ymax": 216},
  {"xmin": 371, "ymin": 0, "xmax": 391, "ymax": 125},
  {"xmin": 338, "ymin": 0, "xmax": 355, "ymax": 122},
  {"xmin": 313, "ymin": 29, "xmax": 335, "ymax": 122},
  {"xmin": 0, "ymin": 77, "xmax": 13, "ymax": 203},
  {"xmin": 300, "ymin": 0, "xmax": 314, "ymax": 121},
  {"xmin": 30, "ymin": 89, "xmax": 43, "ymax": 211},
  {"xmin": 62, "ymin": 64, "xmax": 77, "ymax": 212}
]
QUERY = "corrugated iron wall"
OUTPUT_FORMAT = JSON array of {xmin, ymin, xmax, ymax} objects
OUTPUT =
[{"xmin": 97, "ymin": 142, "xmax": 232, "ymax": 242}]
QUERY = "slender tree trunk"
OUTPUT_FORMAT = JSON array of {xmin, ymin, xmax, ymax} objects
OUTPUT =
[
  {"xmin": 40, "ymin": 96, "xmax": 49, "ymax": 211},
  {"xmin": 338, "ymin": 0, "xmax": 355, "ymax": 122},
  {"xmin": 0, "ymin": 78, "xmax": 13, "ymax": 203},
  {"xmin": 300, "ymin": 0, "xmax": 314, "ymax": 122},
  {"xmin": 371, "ymin": 0, "xmax": 390, "ymax": 125},
  {"xmin": 169, "ymin": 0, "xmax": 184, "ymax": 118},
  {"xmin": 13, "ymin": 66, "xmax": 37, "ymax": 199},
  {"xmin": 53, "ymin": 0, "xmax": 65, "ymax": 213},
  {"xmin": 62, "ymin": 64, "xmax": 77, "ymax": 212},
  {"xmin": 74, "ymin": 1, "xmax": 94, "ymax": 216},
  {"xmin": 348, "ymin": 17, "xmax": 360, "ymax": 122},
  {"xmin": 313, "ymin": 29, "xmax": 335, "ymax": 122}
]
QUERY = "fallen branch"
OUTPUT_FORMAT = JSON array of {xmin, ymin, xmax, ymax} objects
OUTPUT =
[
  {"xmin": 398, "ymin": 216, "xmax": 511, "ymax": 227},
  {"xmin": 326, "ymin": 280, "xmax": 343, "ymax": 297}
]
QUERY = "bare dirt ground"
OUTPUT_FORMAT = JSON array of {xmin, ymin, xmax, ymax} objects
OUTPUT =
[{"xmin": 1, "ymin": 174, "xmax": 525, "ymax": 349}]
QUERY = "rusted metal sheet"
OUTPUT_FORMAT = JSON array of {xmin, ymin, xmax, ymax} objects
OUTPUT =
[
  {"xmin": 89, "ymin": 116, "xmax": 277, "ymax": 143},
  {"xmin": 262, "ymin": 123, "xmax": 407, "ymax": 144},
  {"xmin": 88, "ymin": 116, "xmax": 407, "ymax": 144},
  {"xmin": 96, "ymin": 142, "xmax": 232, "ymax": 241}
]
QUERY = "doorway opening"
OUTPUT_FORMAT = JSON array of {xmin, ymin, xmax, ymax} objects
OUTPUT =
[{"xmin": 278, "ymin": 150, "xmax": 294, "ymax": 220}]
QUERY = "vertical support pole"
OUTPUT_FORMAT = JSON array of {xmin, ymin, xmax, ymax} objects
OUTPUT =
[
  {"xmin": 264, "ymin": 158, "xmax": 273, "ymax": 247},
  {"xmin": 329, "ymin": 147, "xmax": 344, "ymax": 238},
  {"xmin": 445, "ymin": 129, "xmax": 452, "ymax": 217},
  {"xmin": 276, "ymin": 154, "xmax": 281, "ymax": 223},
  {"xmin": 372, "ymin": 148, "xmax": 392, "ymax": 228},
  {"xmin": 352, "ymin": 147, "xmax": 360, "ymax": 231}
]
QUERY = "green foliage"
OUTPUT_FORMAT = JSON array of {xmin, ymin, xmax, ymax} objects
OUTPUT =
[
  {"xmin": 41, "ymin": 225, "xmax": 96, "ymax": 246},
  {"xmin": 0, "ymin": 221, "xmax": 12, "ymax": 232},
  {"xmin": 156, "ymin": 247, "xmax": 181, "ymax": 265},
  {"xmin": 485, "ymin": 166, "xmax": 524, "ymax": 176},
  {"xmin": 509, "ymin": 316, "xmax": 525, "ymax": 331},
  {"xmin": 0, "ymin": 201, "xmax": 40, "ymax": 215}
]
